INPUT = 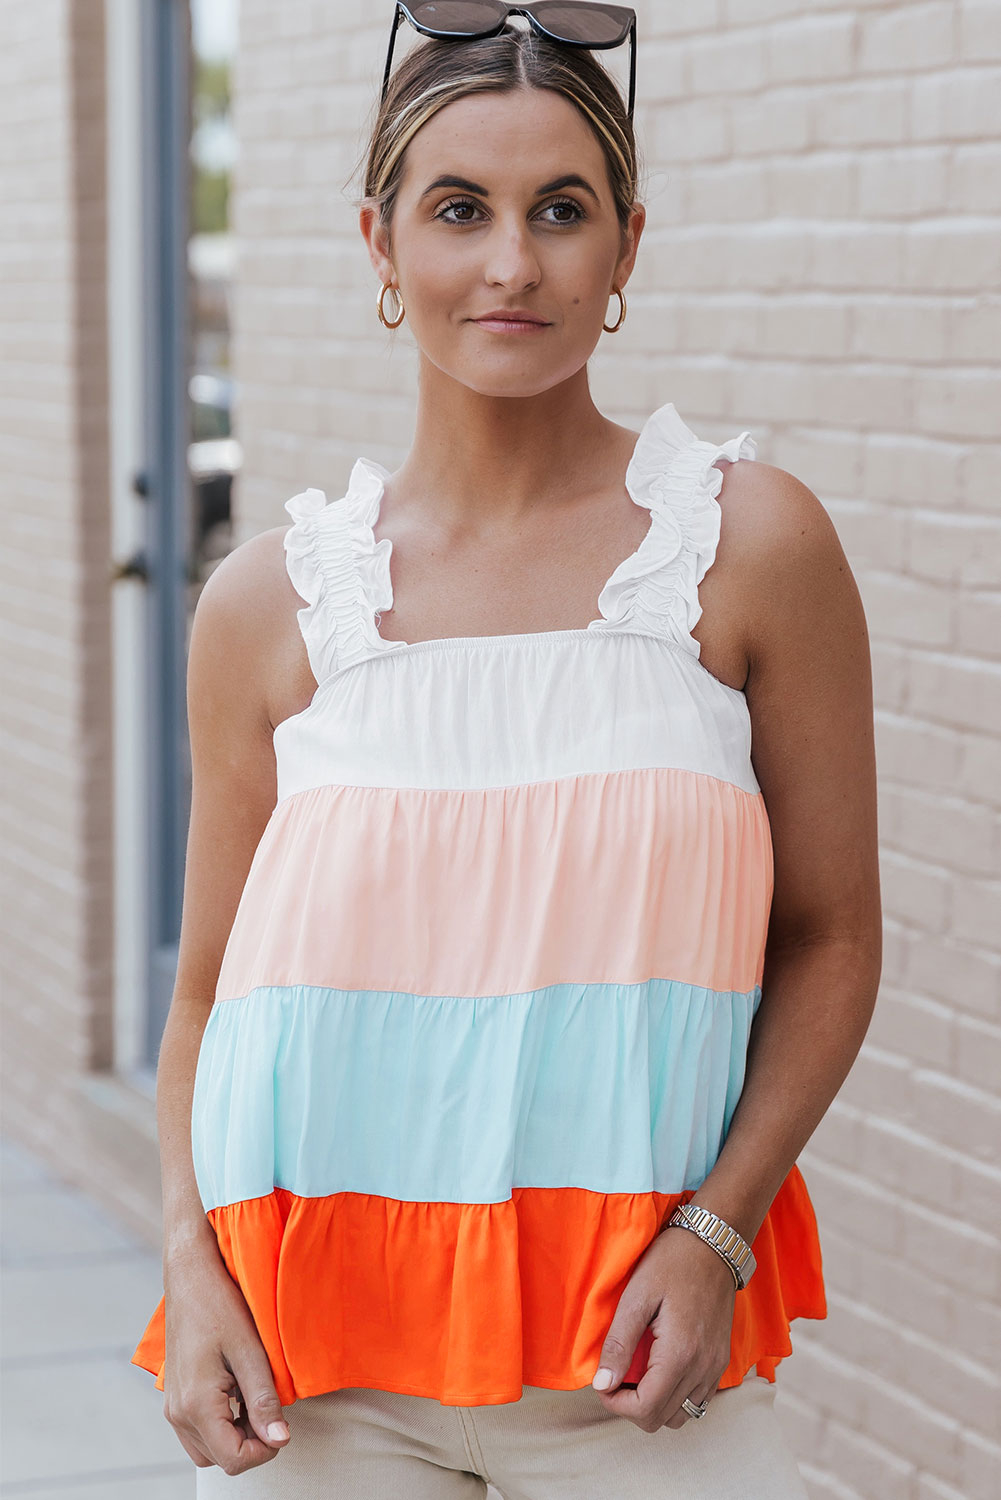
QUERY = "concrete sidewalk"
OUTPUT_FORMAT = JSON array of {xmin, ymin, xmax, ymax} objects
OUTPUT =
[
  {"xmin": 0, "ymin": 1133, "xmax": 506, "ymax": 1498},
  {"xmin": 1, "ymin": 1132, "xmax": 192, "ymax": 1496}
]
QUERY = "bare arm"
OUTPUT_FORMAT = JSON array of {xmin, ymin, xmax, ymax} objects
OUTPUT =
[
  {"xmin": 690, "ymin": 460, "xmax": 883, "ymax": 1244},
  {"xmin": 158, "ymin": 531, "xmax": 287, "ymax": 1273},
  {"xmin": 154, "ymin": 525, "xmax": 315, "ymax": 1472},
  {"xmin": 591, "ymin": 459, "xmax": 883, "ymax": 1428}
]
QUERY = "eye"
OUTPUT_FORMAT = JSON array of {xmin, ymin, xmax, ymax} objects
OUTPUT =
[
  {"xmin": 545, "ymin": 196, "xmax": 587, "ymax": 224},
  {"xmin": 433, "ymin": 196, "xmax": 587, "ymax": 226},
  {"xmin": 434, "ymin": 197, "xmax": 481, "ymax": 224}
]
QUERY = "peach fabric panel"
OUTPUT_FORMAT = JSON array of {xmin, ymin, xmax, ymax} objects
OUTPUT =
[{"xmin": 215, "ymin": 766, "xmax": 773, "ymax": 1003}]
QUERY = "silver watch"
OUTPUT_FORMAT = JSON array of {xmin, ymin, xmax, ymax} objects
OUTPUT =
[{"xmin": 665, "ymin": 1203, "xmax": 757, "ymax": 1289}]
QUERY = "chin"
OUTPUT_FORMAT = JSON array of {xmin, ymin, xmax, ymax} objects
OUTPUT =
[{"xmin": 434, "ymin": 357, "xmax": 584, "ymax": 401}]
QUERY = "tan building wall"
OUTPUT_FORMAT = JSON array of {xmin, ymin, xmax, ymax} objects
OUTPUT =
[
  {"xmin": 1, "ymin": 2, "xmax": 998, "ymax": 1496},
  {"xmin": 0, "ymin": 0, "xmax": 158, "ymax": 1220}
]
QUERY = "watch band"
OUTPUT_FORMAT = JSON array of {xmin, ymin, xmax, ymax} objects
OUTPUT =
[{"xmin": 665, "ymin": 1203, "xmax": 757, "ymax": 1289}]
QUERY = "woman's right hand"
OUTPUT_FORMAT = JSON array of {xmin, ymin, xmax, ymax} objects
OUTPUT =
[{"xmin": 161, "ymin": 1246, "xmax": 292, "ymax": 1474}]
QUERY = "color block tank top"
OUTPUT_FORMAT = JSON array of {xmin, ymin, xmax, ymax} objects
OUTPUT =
[{"xmin": 131, "ymin": 400, "xmax": 827, "ymax": 1407}]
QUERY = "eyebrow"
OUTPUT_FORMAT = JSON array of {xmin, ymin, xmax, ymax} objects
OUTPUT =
[{"xmin": 419, "ymin": 172, "xmax": 601, "ymax": 205}]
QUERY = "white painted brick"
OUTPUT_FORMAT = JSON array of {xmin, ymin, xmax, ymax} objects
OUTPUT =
[
  {"xmin": 816, "ymin": 1414, "xmax": 915, "ymax": 1499},
  {"xmin": 852, "ymin": 297, "xmax": 949, "ymax": 362},
  {"xmin": 729, "ymin": 88, "xmax": 812, "ymax": 155},
  {"xmin": 958, "ymin": 731, "xmax": 1001, "ymax": 808},
  {"xmin": 813, "ymin": 79, "xmax": 910, "ymax": 148},
  {"xmin": 647, "ymin": 0, "xmax": 721, "ymax": 37},
  {"xmin": 911, "ymin": 68, "xmax": 1001, "ymax": 142},
  {"xmin": 883, "ymin": 786, "xmax": 997, "ymax": 874},
  {"xmin": 961, "ymin": 445, "xmax": 1001, "ymax": 514},
  {"xmin": 864, "ymin": 436, "xmax": 965, "ymax": 508},
  {"xmin": 948, "ymin": 141, "xmax": 1001, "ymax": 215},
  {"xmin": 952, "ymin": 1156, "xmax": 1001, "ymax": 1240},
  {"xmin": 833, "ymin": 501, "xmax": 907, "ymax": 570},
  {"xmin": 767, "ymin": 154, "xmax": 857, "ymax": 218},
  {"xmin": 912, "ymin": 1068, "xmax": 1001, "ymax": 1161},
  {"xmin": 675, "ymin": 297, "xmax": 760, "ymax": 354},
  {"xmin": 907, "ymin": 653, "xmax": 1001, "ymax": 737},
  {"xmin": 917, "ymin": 1475, "xmax": 980, "ymax": 1500},
  {"xmin": 959, "ymin": 1, "xmax": 1001, "ymax": 62},
  {"xmin": 872, "ymin": 640, "xmax": 912, "ymax": 712},
  {"xmin": 865, "ymin": 988, "xmax": 956, "ymax": 1070},
  {"xmin": 812, "ymin": 223, "xmax": 908, "ymax": 289},
  {"xmin": 805, "ymin": 1151, "xmax": 906, "ymax": 1254},
  {"xmin": 958, "ymin": 592, "xmax": 1001, "ymax": 660},
  {"xmin": 631, "ymin": 42, "xmax": 686, "ymax": 103},
  {"xmin": 950, "ymin": 874, "xmax": 1001, "ymax": 953},
  {"xmin": 961, "ymin": 1427, "xmax": 1001, "ymax": 1500},
  {"xmin": 688, "ymin": 32, "xmax": 767, "ymax": 96},
  {"xmin": 859, "ymin": 3, "xmax": 956, "ymax": 74},
  {"xmin": 915, "ymin": 371, "xmax": 1001, "ymax": 444},
  {"xmin": 836, "ymin": 1237, "xmax": 955, "ymax": 1346},
  {"xmin": 904, "ymin": 930, "xmax": 1001, "ymax": 1021},
  {"xmin": 651, "ymin": 100, "xmax": 731, "ymax": 163},
  {"xmin": 907, "ymin": 515, "xmax": 1001, "ymax": 587},
  {"xmin": 947, "ymin": 296, "xmax": 1001, "ymax": 364},
  {"xmin": 903, "ymin": 224, "xmax": 1001, "ymax": 294},
  {"xmin": 862, "ymin": 573, "xmax": 955, "ymax": 649},
  {"xmin": 906, "ymin": 1194, "xmax": 996, "ymax": 1302},
  {"xmin": 811, "ymin": 365, "xmax": 914, "ymax": 429},
  {"xmin": 766, "ymin": 15, "xmax": 855, "ymax": 86},
  {"xmin": 880, "ymin": 847, "xmax": 953, "ymax": 931},
  {"xmin": 874, "ymin": 715, "xmax": 963, "ymax": 793},
  {"xmin": 860, "ymin": 147, "xmax": 951, "ymax": 218},
  {"xmin": 683, "ymin": 161, "xmax": 768, "ymax": 221}
]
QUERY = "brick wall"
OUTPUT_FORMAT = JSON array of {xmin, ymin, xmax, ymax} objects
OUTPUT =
[
  {"xmin": 0, "ymin": 0, "xmax": 117, "ymax": 1180},
  {"xmin": 231, "ymin": 2, "xmax": 1000, "ymax": 1495}
]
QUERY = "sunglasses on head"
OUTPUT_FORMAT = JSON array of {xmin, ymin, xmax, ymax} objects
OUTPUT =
[{"xmin": 381, "ymin": 2, "xmax": 638, "ymax": 121}]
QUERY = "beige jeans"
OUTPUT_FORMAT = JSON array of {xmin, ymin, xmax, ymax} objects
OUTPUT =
[{"xmin": 194, "ymin": 1374, "xmax": 809, "ymax": 1498}]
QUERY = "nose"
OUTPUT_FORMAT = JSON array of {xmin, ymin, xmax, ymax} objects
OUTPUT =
[{"xmin": 483, "ymin": 217, "xmax": 543, "ymax": 291}]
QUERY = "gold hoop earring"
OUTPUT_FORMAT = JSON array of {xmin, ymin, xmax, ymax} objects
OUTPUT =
[
  {"xmin": 377, "ymin": 281, "xmax": 406, "ymax": 329},
  {"xmin": 603, "ymin": 287, "xmax": 626, "ymax": 333}
]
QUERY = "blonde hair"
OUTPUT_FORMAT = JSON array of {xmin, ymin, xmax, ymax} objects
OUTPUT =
[{"xmin": 351, "ymin": 23, "xmax": 642, "ymax": 257}]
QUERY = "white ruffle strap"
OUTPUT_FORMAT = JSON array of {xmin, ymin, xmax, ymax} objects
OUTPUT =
[
  {"xmin": 282, "ymin": 457, "xmax": 401, "ymax": 682},
  {"xmin": 596, "ymin": 404, "xmax": 757, "ymax": 658},
  {"xmin": 283, "ymin": 403, "xmax": 757, "ymax": 678}
]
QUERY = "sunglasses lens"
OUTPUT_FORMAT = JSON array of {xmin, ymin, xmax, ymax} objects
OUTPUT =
[
  {"xmin": 408, "ymin": 1, "xmax": 507, "ymax": 32},
  {"xmin": 529, "ymin": 3, "xmax": 630, "ymax": 44}
]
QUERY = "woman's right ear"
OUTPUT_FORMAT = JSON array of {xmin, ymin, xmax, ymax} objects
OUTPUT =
[{"xmin": 359, "ymin": 201, "xmax": 394, "ymax": 288}]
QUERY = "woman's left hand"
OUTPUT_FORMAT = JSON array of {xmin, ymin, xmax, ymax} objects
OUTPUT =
[{"xmin": 590, "ymin": 1223, "xmax": 738, "ymax": 1432}]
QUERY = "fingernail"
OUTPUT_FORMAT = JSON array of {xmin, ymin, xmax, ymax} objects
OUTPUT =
[
  {"xmin": 268, "ymin": 1421, "xmax": 290, "ymax": 1441},
  {"xmin": 592, "ymin": 1367, "xmax": 615, "ymax": 1391}
]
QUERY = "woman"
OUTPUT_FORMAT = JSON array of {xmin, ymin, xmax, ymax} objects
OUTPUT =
[{"xmin": 132, "ymin": 8, "xmax": 881, "ymax": 1497}]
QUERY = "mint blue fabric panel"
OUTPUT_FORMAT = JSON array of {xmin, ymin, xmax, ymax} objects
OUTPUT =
[{"xmin": 191, "ymin": 979, "xmax": 762, "ymax": 1213}]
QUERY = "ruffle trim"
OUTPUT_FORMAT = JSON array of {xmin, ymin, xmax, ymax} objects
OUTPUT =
[
  {"xmin": 281, "ymin": 404, "xmax": 757, "ymax": 681},
  {"xmin": 282, "ymin": 457, "xmax": 399, "ymax": 681},
  {"xmin": 595, "ymin": 404, "xmax": 757, "ymax": 658},
  {"xmin": 130, "ymin": 1165, "xmax": 825, "ymax": 1407}
]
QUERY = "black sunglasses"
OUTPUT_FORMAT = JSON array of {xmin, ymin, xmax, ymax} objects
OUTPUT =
[{"xmin": 381, "ymin": 2, "xmax": 637, "ymax": 120}]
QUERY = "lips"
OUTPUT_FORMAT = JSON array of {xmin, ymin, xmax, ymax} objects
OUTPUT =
[{"xmin": 474, "ymin": 311, "xmax": 549, "ymax": 325}]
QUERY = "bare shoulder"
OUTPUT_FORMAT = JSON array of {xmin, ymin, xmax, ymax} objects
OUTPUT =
[
  {"xmin": 715, "ymin": 457, "xmax": 847, "ymax": 575},
  {"xmin": 714, "ymin": 457, "xmax": 862, "ymax": 673},
  {"xmin": 190, "ymin": 522, "xmax": 314, "ymax": 734},
  {"xmin": 715, "ymin": 459, "xmax": 880, "ymax": 947}
]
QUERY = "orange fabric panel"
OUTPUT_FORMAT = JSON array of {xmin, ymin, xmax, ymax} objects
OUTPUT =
[{"xmin": 131, "ymin": 1165, "xmax": 825, "ymax": 1407}]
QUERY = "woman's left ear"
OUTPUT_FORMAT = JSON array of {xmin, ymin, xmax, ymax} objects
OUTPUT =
[{"xmin": 616, "ymin": 202, "xmax": 646, "ymax": 286}]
